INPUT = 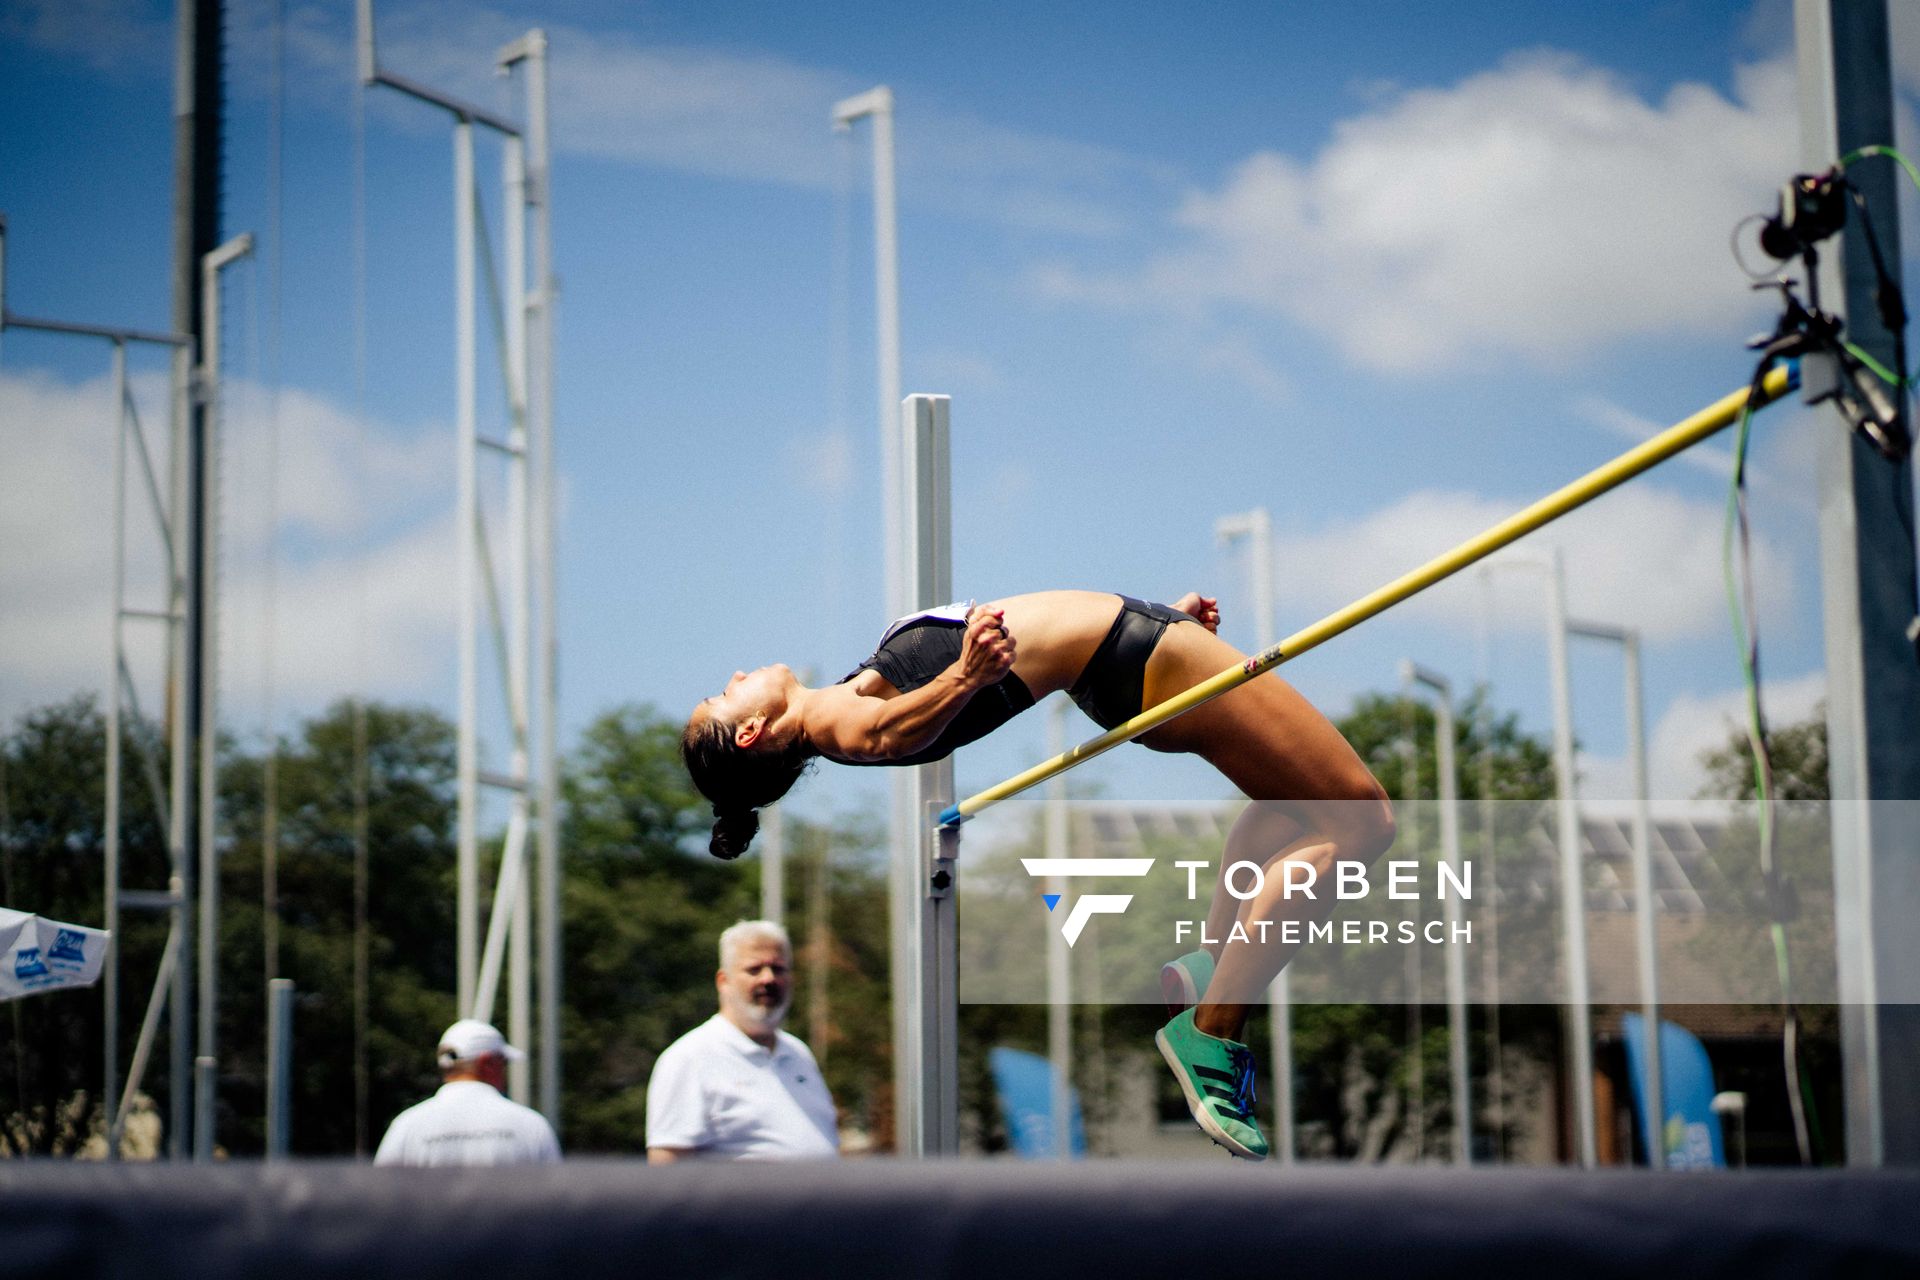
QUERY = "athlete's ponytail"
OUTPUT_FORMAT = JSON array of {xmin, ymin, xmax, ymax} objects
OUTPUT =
[{"xmin": 681, "ymin": 714, "xmax": 815, "ymax": 859}]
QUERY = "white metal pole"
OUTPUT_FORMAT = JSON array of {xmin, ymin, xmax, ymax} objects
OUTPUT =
[
  {"xmin": 1623, "ymin": 630, "xmax": 1663, "ymax": 1168},
  {"xmin": 762, "ymin": 803, "xmax": 786, "ymax": 926},
  {"xmin": 510, "ymin": 840, "xmax": 532, "ymax": 1102},
  {"xmin": 530, "ymin": 33, "xmax": 562, "ymax": 1131},
  {"xmin": 833, "ymin": 87, "xmax": 913, "ymax": 1155},
  {"xmin": 900, "ymin": 394, "xmax": 956, "ymax": 1156},
  {"xmin": 1544, "ymin": 548, "xmax": 1596, "ymax": 1166},
  {"xmin": 830, "ymin": 87, "xmax": 903, "ymax": 621},
  {"xmin": 104, "ymin": 340, "xmax": 127, "ymax": 1158},
  {"xmin": 1216, "ymin": 507, "xmax": 1293, "ymax": 1162},
  {"xmin": 1568, "ymin": 618, "xmax": 1665, "ymax": 1168},
  {"xmin": 266, "ymin": 977, "xmax": 294, "ymax": 1159},
  {"xmin": 168, "ymin": 338, "xmax": 193, "ymax": 1160},
  {"xmin": 503, "ymin": 118, "xmax": 534, "ymax": 1109},
  {"xmin": 1045, "ymin": 699, "xmax": 1072, "ymax": 1158},
  {"xmin": 503, "ymin": 26, "xmax": 562, "ymax": 1130},
  {"xmin": 195, "ymin": 231, "xmax": 252, "ymax": 1162},
  {"xmin": 455, "ymin": 119, "xmax": 480, "ymax": 1016},
  {"xmin": 1402, "ymin": 662, "xmax": 1472, "ymax": 1165}
]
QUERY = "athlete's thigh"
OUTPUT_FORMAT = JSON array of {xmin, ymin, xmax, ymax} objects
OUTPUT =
[{"xmin": 1141, "ymin": 625, "xmax": 1376, "ymax": 803}]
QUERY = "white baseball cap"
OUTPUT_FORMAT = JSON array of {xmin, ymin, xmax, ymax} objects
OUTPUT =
[{"xmin": 437, "ymin": 1018, "xmax": 526, "ymax": 1063}]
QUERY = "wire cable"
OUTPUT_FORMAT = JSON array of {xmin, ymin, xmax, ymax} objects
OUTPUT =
[{"xmin": 1720, "ymin": 359, "xmax": 1812, "ymax": 1165}]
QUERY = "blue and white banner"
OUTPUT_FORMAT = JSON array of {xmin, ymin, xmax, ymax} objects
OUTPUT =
[
  {"xmin": 1622, "ymin": 1012, "xmax": 1725, "ymax": 1169},
  {"xmin": 0, "ymin": 907, "xmax": 110, "ymax": 1002}
]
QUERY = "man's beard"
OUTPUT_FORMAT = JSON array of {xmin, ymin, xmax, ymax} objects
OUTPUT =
[{"xmin": 729, "ymin": 990, "xmax": 790, "ymax": 1032}]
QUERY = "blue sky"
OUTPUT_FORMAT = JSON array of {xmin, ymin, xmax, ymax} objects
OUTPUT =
[{"xmin": 3, "ymin": 0, "xmax": 1916, "ymax": 838}]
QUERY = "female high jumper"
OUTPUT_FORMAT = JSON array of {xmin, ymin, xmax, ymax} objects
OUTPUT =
[{"xmin": 682, "ymin": 590, "xmax": 1395, "ymax": 1159}]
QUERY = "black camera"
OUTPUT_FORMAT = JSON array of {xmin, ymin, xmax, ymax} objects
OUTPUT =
[{"xmin": 1758, "ymin": 170, "xmax": 1849, "ymax": 259}]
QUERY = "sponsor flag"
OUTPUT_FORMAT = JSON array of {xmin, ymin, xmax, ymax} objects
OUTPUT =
[
  {"xmin": 0, "ymin": 907, "xmax": 110, "ymax": 1002},
  {"xmin": 1622, "ymin": 1012, "xmax": 1726, "ymax": 1169}
]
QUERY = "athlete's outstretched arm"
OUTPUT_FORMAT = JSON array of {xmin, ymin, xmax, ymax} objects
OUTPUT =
[{"xmin": 803, "ymin": 606, "xmax": 1014, "ymax": 762}]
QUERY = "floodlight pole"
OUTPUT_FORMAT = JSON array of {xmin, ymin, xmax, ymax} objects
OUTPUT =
[
  {"xmin": 1794, "ymin": 0, "xmax": 1920, "ymax": 1167},
  {"xmin": 834, "ymin": 88, "xmax": 925, "ymax": 1154},
  {"xmin": 194, "ymin": 231, "xmax": 253, "ymax": 1162},
  {"xmin": 831, "ymin": 86, "xmax": 904, "ymax": 624},
  {"xmin": 1480, "ymin": 550, "xmax": 1595, "ymax": 1167},
  {"xmin": 1401, "ymin": 661, "xmax": 1472, "ymax": 1166},
  {"xmin": 1216, "ymin": 507, "xmax": 1295, "ymax": 1164},
  {"xmin": 1568, "ymin": 618, "xmax": 1663, "ymax": 1168}
]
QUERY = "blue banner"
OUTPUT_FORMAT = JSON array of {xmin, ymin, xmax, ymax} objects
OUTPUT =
[
  {"xmin": 988, "ymin": 1046, "xmax": 1086, "ymax": 1158},
  {"xmin": 1621, "ymin": 1013, "xmax": 1725, "ymax": 1169}
]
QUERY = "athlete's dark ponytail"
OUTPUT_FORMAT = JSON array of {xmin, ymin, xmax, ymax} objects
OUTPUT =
[{"xmin": 681, "ymin": 714, "xmax": 815, "ymax": 859}]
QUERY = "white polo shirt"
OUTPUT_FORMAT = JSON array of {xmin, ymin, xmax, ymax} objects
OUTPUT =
[
  {"xmin": 373, "ymin": 1079, "xmax": 561, "ymax": 1167},
  {"xmin": 646, "ymin": 1014, "xmax": 839, "ymax": 1160}
]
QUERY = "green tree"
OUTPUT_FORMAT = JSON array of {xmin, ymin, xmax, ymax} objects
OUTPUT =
[
  {"xmin": 1691, "ymin": 707, "xmax": 1840, "ymax": 1163},
  {"xmin": 0, "ymin": 696, "xmax": 171, "ymax": 1155},
  {"xmin": 216, "ymin": 700, "xmax": 463, "ymax": 1156},
  {"xmin": 557, "ymin": 704, "xmax": 894, "ymax": 1153},
  {"xmin": 1699, "ymin": 703, "xmax": 1828, "ymax": 802}
]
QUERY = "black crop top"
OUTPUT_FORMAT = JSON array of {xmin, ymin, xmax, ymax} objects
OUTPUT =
[{"xmin": 830, "ymin": 604, "xmax": 1035, "ymax": 767}]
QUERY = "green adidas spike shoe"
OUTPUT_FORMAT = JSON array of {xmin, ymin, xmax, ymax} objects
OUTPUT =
[
  {"xmin": 1159, "ymin": 948, "xmax": 1215, "ymax": 1019},
  {"xmin": 1155, "ymin": 1008, "xmax": 1269, "ymax": 1161}
]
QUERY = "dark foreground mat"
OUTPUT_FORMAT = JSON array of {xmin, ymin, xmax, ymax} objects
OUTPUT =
[{"xmin": 3, "ymin": 1159, "xmax": 1917, "ymax": 1279}]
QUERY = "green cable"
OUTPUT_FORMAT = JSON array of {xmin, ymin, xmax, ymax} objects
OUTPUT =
[
  {"xmin": 1842, "ymin": 340, "xmax": 1905, "ymax": 387},
  {"xmin": 1838, "ymin": 143, "xmax": 1920, "ymax": 193},
  {"xmin": 1724, "ymin": 382, "xmax": 1813, "ymax": 1159},
  {"xmin": 1720, "ymin": 397, "xmax": 1793, "ymax": 994}
]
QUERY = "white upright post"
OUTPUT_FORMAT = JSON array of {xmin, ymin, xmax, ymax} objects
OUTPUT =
[
  {"xmin": 832, "ymin": 87, "xmax": 914, "ymax": 1155},
  {"xmin": 1623, "ymin": 630, "xmax": 1663, "ymax": 1168},
  {"xmin": 1568, "ymin": 619, "xmax": 1664, "ymax": 1167},
  {"xmin": 899, "ymin": 394, "xmax": 956, "ymax": 1156},
  {"xmin": 761, "ymin": 804, "xmax": 786, "ymax": 926},
  {"xmin": 831, "ymin": 87, "xmax": 903, "ymax": 622},
  {"xmin": 518, "ymin": 29, "xmax": 562, "ymax": 1129},
  {"xmin": 1045, "ymin": 699, "xmax": 1072, "ymax": 1158},
  {"xmin": 168, "ymin": 336, "xmax": 193, "ymax": 1161},
  {"xmin": 454, "ymin": 119, "xmax": 480, "ymax": 1017},
  {"xmin": 104, "ymin": 340, "xmax": 127, "ymax": 1158},
  {"xmin": 1402, "ymin": 662, "xmax": 1471, "ymax": 1166},
  {"xmin": 1216, "ymin": 507, "xmax": 1292, "ymax": 1162},
  {"xmin": 1544, "ymin": 548, "xmax": 1596, "ymax": 1167},
  {"xmin": 266, "ymin": 978, "xmax": 294, "ymax": 1159},
  {"xmin": 195, "ymin": 231, "xmax": 253, "ymax": 1162}
]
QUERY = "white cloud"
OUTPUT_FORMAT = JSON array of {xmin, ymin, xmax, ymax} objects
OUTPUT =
[
  {"xmin": 1266, "ymin": 482, "xmax": 1791, "ymax": 645},
  {"xmin": 1040, "ymin": 51, "xmax": 1798, "ymax": 372},
  {"xmin": 0, "ymin": 368, "xmax": 461, "ymax": 728},
  {"xmin": 1641, "ymin": 666, "xmax": 1826, "ymax": 805}
]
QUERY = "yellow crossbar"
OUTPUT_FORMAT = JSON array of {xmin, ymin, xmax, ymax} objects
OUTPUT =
[{"xmin": 938, "ymin": 362, "xmax": 1798, "ymax": 827}]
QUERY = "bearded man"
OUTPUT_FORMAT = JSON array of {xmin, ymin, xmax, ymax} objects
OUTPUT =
[{"xmin": 645, "ymin": 920, "xmax": 840, "ymax": 1162}]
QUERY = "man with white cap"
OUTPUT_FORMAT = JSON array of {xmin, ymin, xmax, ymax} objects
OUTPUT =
[
  {"xmin": 374, "ymin": 1018, "xmax": 561, "ymax": 1166},
  {"xmin": 646, "ymin": 920, "xmax": 839, "ymax": 1162}
]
